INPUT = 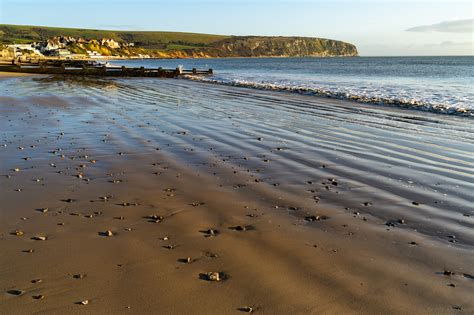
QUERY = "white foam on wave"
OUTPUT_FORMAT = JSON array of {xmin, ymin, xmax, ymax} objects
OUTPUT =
[{"xmin": 184, "ymin": 75, "xmax": 473, "ymax": 117}]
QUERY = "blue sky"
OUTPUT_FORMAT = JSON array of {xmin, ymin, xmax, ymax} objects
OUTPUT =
[{"xmin": 0, "ymin": 0, "xmax": 472, "ymax": 56}]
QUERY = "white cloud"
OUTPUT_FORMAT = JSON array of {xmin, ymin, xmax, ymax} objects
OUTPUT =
[{"xmin": 406, "ymin": 19, "xmax": 473, "ymax": 33}]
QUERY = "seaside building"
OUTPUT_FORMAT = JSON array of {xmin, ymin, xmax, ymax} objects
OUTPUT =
[
  {"xmin": 50, "ymin": 48, "xmax": 72, "ymax": 58},
  {"xmin": 7, "ymin": 44, "xmax": 44, "ymax": 57},
  {"xmin": 87, "ymin": 50, "xmax": 104, "ymax": 58}
]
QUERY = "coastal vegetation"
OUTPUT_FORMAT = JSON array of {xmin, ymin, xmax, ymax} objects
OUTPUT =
[{"xmin": 0, "ymin": 24, "xmax": 358, "ymax": 58}]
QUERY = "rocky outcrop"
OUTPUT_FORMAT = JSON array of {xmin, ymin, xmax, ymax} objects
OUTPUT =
[{"xmin": 153, "ymin": 36, "xmax": 358, "ymax": 58}]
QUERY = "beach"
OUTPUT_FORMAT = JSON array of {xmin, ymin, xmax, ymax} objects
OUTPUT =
[{"xmin": 0, "ymin": 75, "xmax": 473, "ymax": 314}]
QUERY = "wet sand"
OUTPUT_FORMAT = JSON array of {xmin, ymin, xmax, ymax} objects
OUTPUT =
[
  {"xmin": 0, "ymin": 71, "xmax": 39, "ymax": 78},
  {"xmin": 1, "ymin": 76, "xmax": 473, "ymax": 314}
]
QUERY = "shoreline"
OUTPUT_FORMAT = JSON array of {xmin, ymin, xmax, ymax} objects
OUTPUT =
[{"xmin": 1, "ymin": 77, "xmax": 473, "ymax": 313}]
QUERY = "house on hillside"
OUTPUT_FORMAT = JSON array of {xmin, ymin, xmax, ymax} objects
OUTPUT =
[
  {"xmin": 7, "ymin": 44, "xmax": 44, "ymax": 57},
  {"xmin": 100, "ymin": 38, "xmax": 121, "ymax": 49}
]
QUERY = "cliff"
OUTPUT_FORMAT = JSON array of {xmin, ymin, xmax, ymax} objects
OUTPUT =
[
  {"xmin": 193, "ymin": 36, "xmax": 358, "ymax": 57},
  {"xmin": 0, "ymin": 24, "xmax": 358, "ymax": 58}
]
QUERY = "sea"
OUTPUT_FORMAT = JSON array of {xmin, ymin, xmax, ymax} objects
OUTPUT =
[{"xmin": 108, "ymin": 56, "xmax": 473, "ymax": 116}]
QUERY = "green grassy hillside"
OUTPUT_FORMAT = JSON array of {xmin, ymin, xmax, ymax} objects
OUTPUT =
[
  {"xmin": 0, "ymin": 24, "xmax": 230, "ymax": 48},
  {"xmin": 0, "ymin": 24, "xmax": 358, "ymax": 58}
]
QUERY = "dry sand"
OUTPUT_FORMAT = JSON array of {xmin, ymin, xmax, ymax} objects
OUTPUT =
[{"xmin": 0, "ymin": 76, "xmax": 473, "ymax": 314}]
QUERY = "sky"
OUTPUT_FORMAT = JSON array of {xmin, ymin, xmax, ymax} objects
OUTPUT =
[{"xmin": 0, "ymin": 0, "xmax": 472, "ymax": 56}]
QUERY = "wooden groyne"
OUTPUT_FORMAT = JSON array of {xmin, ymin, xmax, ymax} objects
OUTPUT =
[{"xmin": 0, "ymin": 60, "xmax": 213, "ymax": 78}]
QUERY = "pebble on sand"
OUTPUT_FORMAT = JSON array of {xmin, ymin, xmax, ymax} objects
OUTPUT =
[
  {"xmin": 13, "ymin": 230, "xmax": 24, "ymax": 236},
  {"xmin": 202, "ymin": 229, "xmax": 219, "ymax": 237},
  {"xmin": 7, "ymin": 289, "xmax": 24, "ymax": 296},
  {"xmin": 305, "ymin": 215, "xmax": 329, "ymax": 222},
  {"xmin": 148, "ymin": 215, "xmax": 164, "ymax": 223},
  {"xmin": 239, "ymin": 306, "xmax": 254, "ymax": 313},
  {"xmin": 230, "ymin": 225, "xmax": 254, "ymax": 231},
  {"xmin": 205, "ymin": 272, "xmax": 221, "ymax": 281},
  {"xmin": 32, "ymin": 236, "xmax": 47, "ymax": 241}
]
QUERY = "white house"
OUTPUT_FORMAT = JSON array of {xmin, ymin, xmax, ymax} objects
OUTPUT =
[
  {"xmin": 86, "ymin": 50, "xmax": 104, "ymax": 59},
  {"xmin": 7, "ymin": 44, "xmax": 44, "ymax": 57}
]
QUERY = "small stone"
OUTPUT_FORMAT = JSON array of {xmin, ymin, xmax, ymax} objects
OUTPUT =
[
  {"xmin": 305, "ymin": 215, "xmax": 329, "ymax": 222},
  {"xmin": 31, "ymin": 279, "xmax": 42, "ymax": 284},
  {"xmin": 7, "ymin": 289, "xmax": 24, "ymax": 296},
  {"xmin": 79, "ymin": 300, "xmax": 89, "ymax": 305},
  {"xmin": 240, "ymin": 306, "xmax": 254, "ymax": 313},
  {"xmin": 412, "ymin": 201, "xmax": 420, "ymax": 206},
  {"xmin": 180, "ymin": 257, "xmax": 192, "ymax": 263},
  {"xmin": 204, "ymin": 229, "xmax": 218, "ymax": 236},
  {"xmin": 40, "ymin": 208, "xmax": 48, "ymax": 213},
  {"xmin": 33, "ymin": 294, "xmax": 45, "ymax": 300},
  {"xmin": 444, "ymin": 270, "xmax": 454, "ymax": 276},
  {"xmin": 149, "ymin": 215, "xmax": 164, "ymax": 223},
  {"xmin": 13, "ymin": 168, "xmax": 20, "ymax": 172},
  {"xmin": 105, "ymin": 230, "xmax": 113, "ymax": 237},
  {"xmin": 206, "ymin": 272, "xmax": 221, "ymax": 281},
  {"xmin": 33, "ymin": 236, "xmax": 47, "ymax": 241},
  {"xmin": 73, "ymin": 274, "xmax": 86, "ymax": 279},
  {"xmin": 13, "ymin": 230, "xmax": 24, "ymax": 236}
]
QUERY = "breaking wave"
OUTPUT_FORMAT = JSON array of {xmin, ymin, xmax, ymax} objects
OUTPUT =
[{"xmin": 184, "ymin": 75, "xmax": 472, "ymax": 117}]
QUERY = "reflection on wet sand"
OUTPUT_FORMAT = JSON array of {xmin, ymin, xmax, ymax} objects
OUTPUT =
[{"xmin": 0, "ymin": 76, "xmax": 473, "ymax": 313}]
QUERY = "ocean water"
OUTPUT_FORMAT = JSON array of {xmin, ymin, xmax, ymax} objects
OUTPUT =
[{"xmin": 110, "ymin": 56, "xmax": 474, "ymax": 116}]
